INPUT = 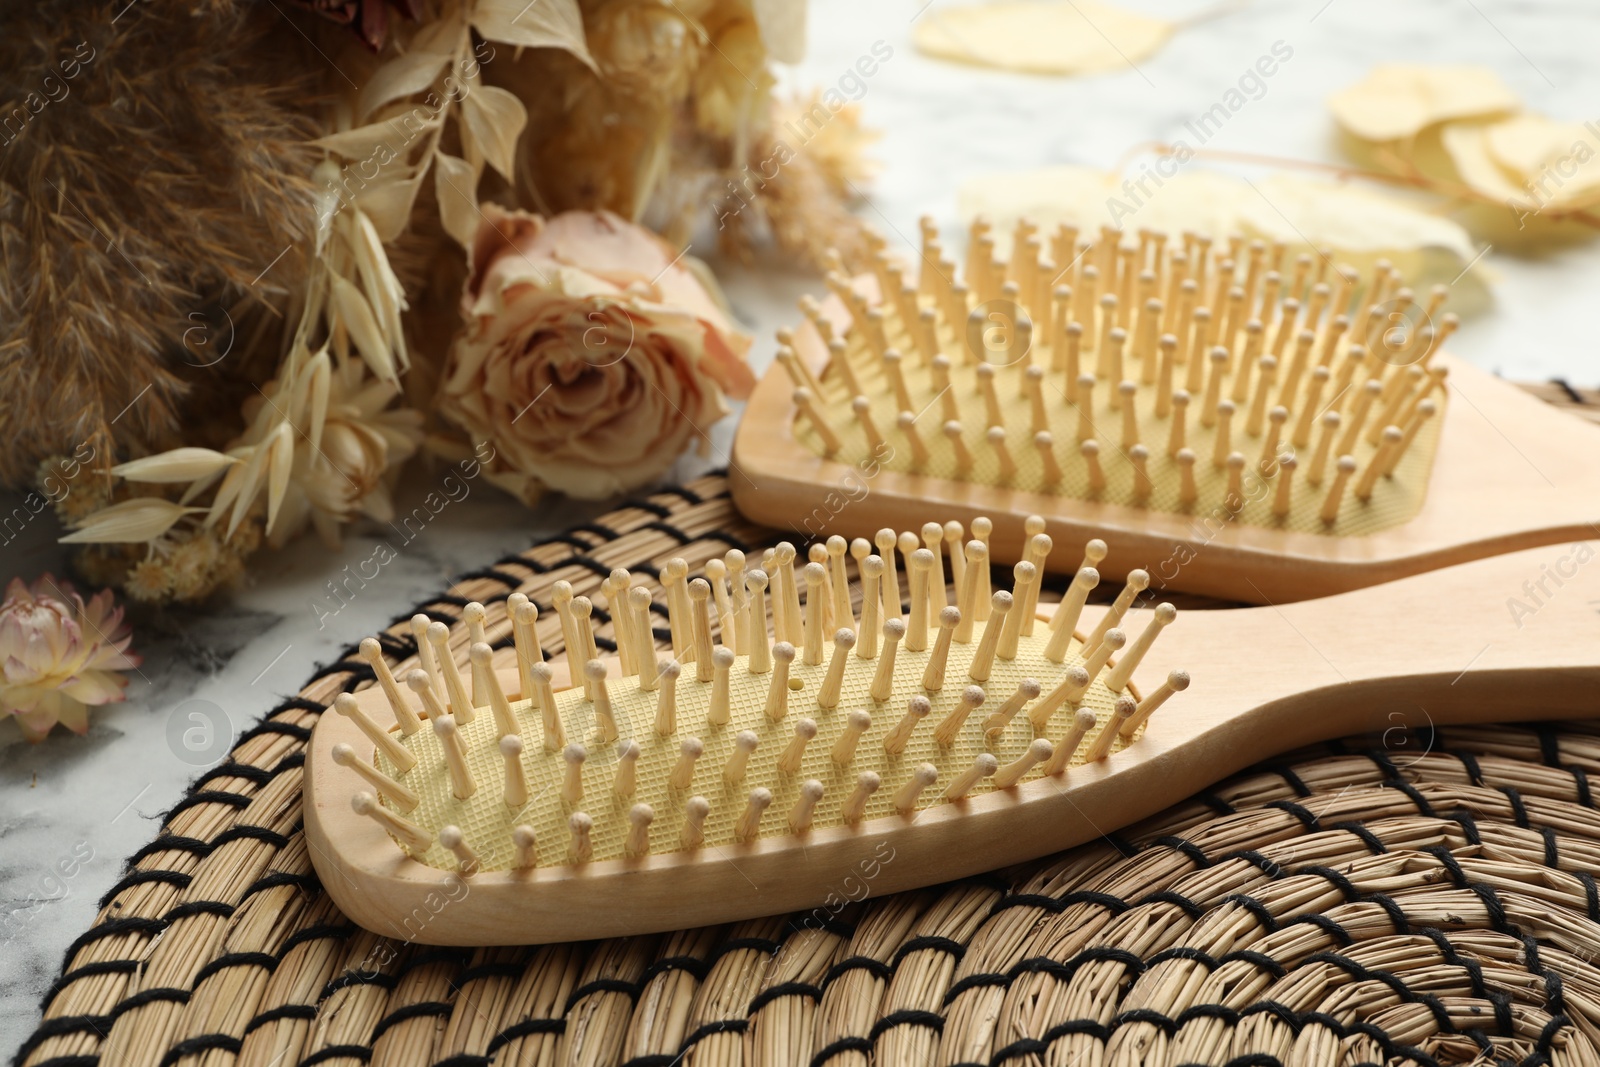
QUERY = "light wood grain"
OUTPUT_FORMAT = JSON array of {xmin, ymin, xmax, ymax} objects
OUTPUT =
[{"xmin": 306, "ymin": 542, "xmax": 1600, "ymax": 944}]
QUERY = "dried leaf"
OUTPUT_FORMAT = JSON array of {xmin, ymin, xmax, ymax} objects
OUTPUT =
[
  {"xmin": 357, "ymin": 170, "xmax": 425, "ymax": 243},
  {"xmin": 358, "ymin": 50, "xmax": 450, "ymax": 121},
  {"xmin": 1440, "ymin": 122, "xmax": 1531, "ymax": 207},
  {"xmin": 61, "ymin": 498, "xmax": 200, "ymax": 544},
  {"xmin": 1329, "ymin": 65, "xmax": 1519, "ymax": 142},
  {"xmin": 462, "ymin": 86, "xmax": 528, "ymax": 183},
  {"xmin": 1484, "ymin": 114, "xmax": 1600, "ymax": 208},
  {"xmin": 307, "ymin": 349, "xmax": 332, "ymax": 452},
  {"xmin": 472, "ymin": 0, "xmax": 597, "ymax": 71},
  {"xmin": 913, "ymin": 0, "xmax": 1172, "ymax": 77},
  {"xmin": 331, "ymin": 273, "xmax": 398, "ymax": 385},
  {"xmin": 225, "ymin": 438, "xmax": 272, "ymax": 538},
  {"xmin": 434, "ymin": 150, "xmax": 481, "ymax": 248},
  {"xmin": 266, "ymin": 423, "xmax": 294, "ymax": 534},
  {"xmin": 313, "ymin": 120, "xmax": 413, "ymax": 162},
  {"xmin": 957, "ymin": 164, "xmax": 1491, "ymax": 312},
  {"xmin": 112, "ymin": 447, "xmax": 237, "ymax": 484}
]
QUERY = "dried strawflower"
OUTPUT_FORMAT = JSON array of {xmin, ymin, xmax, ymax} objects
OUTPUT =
[
  {"xmin": 0, "ymin": 575, "xmax": 139, "ymax": 742},
  {"xmin": 437, "ymin": 205, "xmax": 755, "ymax": 502}
]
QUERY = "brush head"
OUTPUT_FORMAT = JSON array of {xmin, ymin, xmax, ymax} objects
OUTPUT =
[
  {"xmin": 329, "ymin": 522, "xmax": 1185, "ymax": 876},
  {"xmin": 778, "ymin": 222, "xmax": 1449, "ymax": 537}
]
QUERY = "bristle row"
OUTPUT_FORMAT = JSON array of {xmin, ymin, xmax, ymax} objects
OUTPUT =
[
  {"xmin": 341, "ymin": 521, "xmax": 1189, "ymax": 872},
  {"xmin": 788, "ymin": 220, "xmax": 1453, "ymax": 530}
]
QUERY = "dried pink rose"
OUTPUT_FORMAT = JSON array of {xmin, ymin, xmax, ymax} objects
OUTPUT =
[
  {"xmin": 438, "ymin": 205, "xmax": 756, "ymax": 502},
  {"xmin": 0, "ymin": 575, "xmax": 140, "ymax": 742}
]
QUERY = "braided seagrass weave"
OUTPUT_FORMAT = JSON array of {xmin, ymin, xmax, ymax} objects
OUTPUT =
[{"xmin": 15, "ymin": 383, "xmax": 1600, "ymax": 1067}]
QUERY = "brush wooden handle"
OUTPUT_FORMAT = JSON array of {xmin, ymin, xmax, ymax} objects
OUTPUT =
[{"xmin": 307, "ymin": 542, "xmax": 1600, "ymax": 945}]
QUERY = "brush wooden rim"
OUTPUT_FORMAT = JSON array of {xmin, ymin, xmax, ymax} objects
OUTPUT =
[
  {"xmin": 731, "ymin": 292, "xmax": 1600, "ymax": 603},
  {"xmin": 307, "ymin": 542, "xmax": 1600, "ymax": 945}
]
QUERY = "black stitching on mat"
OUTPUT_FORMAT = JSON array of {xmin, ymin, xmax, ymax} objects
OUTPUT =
[
  {"xmin": 40, "ymin": 960, "xmax": 141, "ymax": 1009},
  {"xmin": 279, "ymin": 923, "xmax": 358, "ymax": 957},
  {"xmin": 129, "ymin": 835, "xmax": 211, "ymax": 863},
  {"xmin": 456, "ymin": 567, "xmax": 522, "ymax": 589},
  {"xmin": 371, "ymin": 1001, "xmax": 451, "ymax": 1041},
  {"xmin": 942, "ymin": 972, "xmax": 1011, "ymax": 1001},
  {"xmin": 195, "ymin": 761, "xmax": 272, "ymax": 788},
  {"xmin": 678, "ymin": 1019, "xmax": 747, "ymax": 1052},
  {"xmin": 111, "ymin": 987, "xmax": 190, "ymax": 1017},
  {"xmin": 429, "ymin": 1057, "xmax": 487, "ymax": 1067},
  {"xmin": 1218, "ymin": 950, "xmax": 1287, "ymax": 978},
  {"xmin": 1499, "ymin": 785, "xmax": 1531, "ymax": 828},
  {"xmin": 1571, "ymin": 766, "xmax": 1593, "ymax": 809},
  {"xmin": 638, "ymin": 955, "xmax": 711, "ymax": 985},
  {"xmin": 1272, "ymin": 764, "xmax": 1313, "ymax": 797},
  {"xmin": 1541, "ymin": 827, "xmax": 1561, "ymax": 868},
  {"xmin": 1176, "ymin": 1004, "xmax": 1241, "ymax": 1026},
  {"xmin": 62, "ymin": 916, "xmax": 167, "ymax": 963},
  {"xmin": 486, "ymin": 1018, "xmax": 565, "ymax": 1054},
  {"xmin": 15, "ymin": 1057, "xmax": 99, "ymax": 1067},
  {"xmin": 1113, "ymin": 1008, "xmax": 1178, "ymax": 1034},
  {"xmin": 808, "ymin": 1036, "xmax": 873, "ymax": 1067},
  {"xmin": 1447, "ymin": 809, "xmax": 1483, "ymax": 846},
  {"xmin": 891, "ymin": 935, "xmax": 967, "ymax": 970},
  {"xmin": 241, "ymin": 871, "xmax": 320, "ymax": 901},
  {"xmin": 1266, "ymin": 798, "xmax": 1320, "ymax": 830},
  {"xmin": 1283, "ymin": 912, "xmax": 1353, "ymax": 945},
  {"xmin": 495, "ymin": 553, "xmax": 549, "ymax": 574},
  {"xmin": 655, "ymin": 483, "xmax": 707, "ymax": 504},
  {"xmin": 991, "ymin": 1036, "xmax": 1048, "ymax": 1064},
  {"xmin": 868, "ymin": 1010, "xmax": 943, "ymax": 1040},
  {"xmin": 1380, "ymin": 779, "xmax": 1437, "ymax": 818},
  {"xmin": 747, "ymin": 981, "xmax": 821, "ymax": 1014},
  {"xmin": 99, "ymin": 869, "xmax": 192, "ymax": 907},
  {"xmin": 563, "ymin": 977, "xmax": 641, "ymax": 1012},
  {"xmin": 395, "ymin": 948, "xmax": 472, "ymax": 978},
  {"xmin": 453, "ymin": 962, "xmax": 525, "ymax": 988},
  {"xmin": 704, "ymin": 936, "xmax": 781, "ymax": 968},
  {"xmin": 245, "ymin": 1005, "xmax": 318, "ymax": 1033},
  {"xmin": 158, "ymin": 1033, "xmax": 242, "ymax": 1067},
  {"xmin": 821, "ymin": 956, "xmax": 891, "ymax": 987},
  {"xmin": 1467, "ymin": 882, "xmax": 1515, "ymax": 934},
  {"xmin": 298, "ymin": 1044, "xmax": 373, "ymax": 1067},
  {"xmin": 237, "ymin": 719, "xmax": 315, "ymax": 745},
  {"xmin": 1154, "ymin": 835, "xmax": 1213, "ymax": 868},
  {"xmin": 1575, "ymin": 871, "xmax": 1600, "ymax": 921},
  {"xmin": 1332, "ymin": 820, "xmax": 1390, "ymax": 855},
  {"xmin": 1446, "ymin": 745, "xmax": 1486, "ymax": 787},
  {"xmin": 162, "ymin": 900, "xmax": 234, "ymax": 923},
  {"xmin": 193, "ymin": 952, "xmax": 277, "ymax": 986},
  {"xmin": 1137, "ymin": 890, "xmax": 1205, "ymax": 917},
  {"xmin": 1194, "ymin": 790, "xmax": 1236, "ymax": 815},
  {"xmin": 322, "ymin": 970, "xmax": 396, "ymax": 997},
  {"xmin": 14, "ymin": 1017, "xmax": 113, "ymax": 1066}
]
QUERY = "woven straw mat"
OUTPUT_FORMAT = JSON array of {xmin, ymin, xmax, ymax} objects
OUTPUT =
[{"xmin": 17, "ymin": 381, "xmax": 1600, "ymax": 1067}]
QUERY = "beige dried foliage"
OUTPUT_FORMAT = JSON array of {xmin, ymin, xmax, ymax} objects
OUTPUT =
[
  {"xmin": 1329, "ymin": 64, "xmax": 1519, "ymax": 142},
  {"xmin": 1329, "ymin": 64, "xmax": 1600, "ymax": 238},
  {"xmin": 913, "ymin": 0, "xmax": 1172, "ymax": 77}
]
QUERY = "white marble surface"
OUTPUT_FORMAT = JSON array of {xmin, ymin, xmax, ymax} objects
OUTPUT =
[{"xmin": 5, "ymin": 0, "xmax": 1600, "ymax": 1054}]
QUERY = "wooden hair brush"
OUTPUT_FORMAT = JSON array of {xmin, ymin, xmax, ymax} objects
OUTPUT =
[
  {"xmin": 729, "ymin": 220, "xmax": 1600, "ymax": 603},
  {"xmin": 306, "ymin": 523, "xmax": 1600, "ymax": 945}
]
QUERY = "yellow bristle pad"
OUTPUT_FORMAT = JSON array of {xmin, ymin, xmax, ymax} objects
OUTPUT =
[
  {"xmin": 370, "ymin": 600, "xmax": 1138, "ymax": 872},
  {"xmin": 791, "ymin": 229, "xmax": 1447, "ymax": 537}
]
